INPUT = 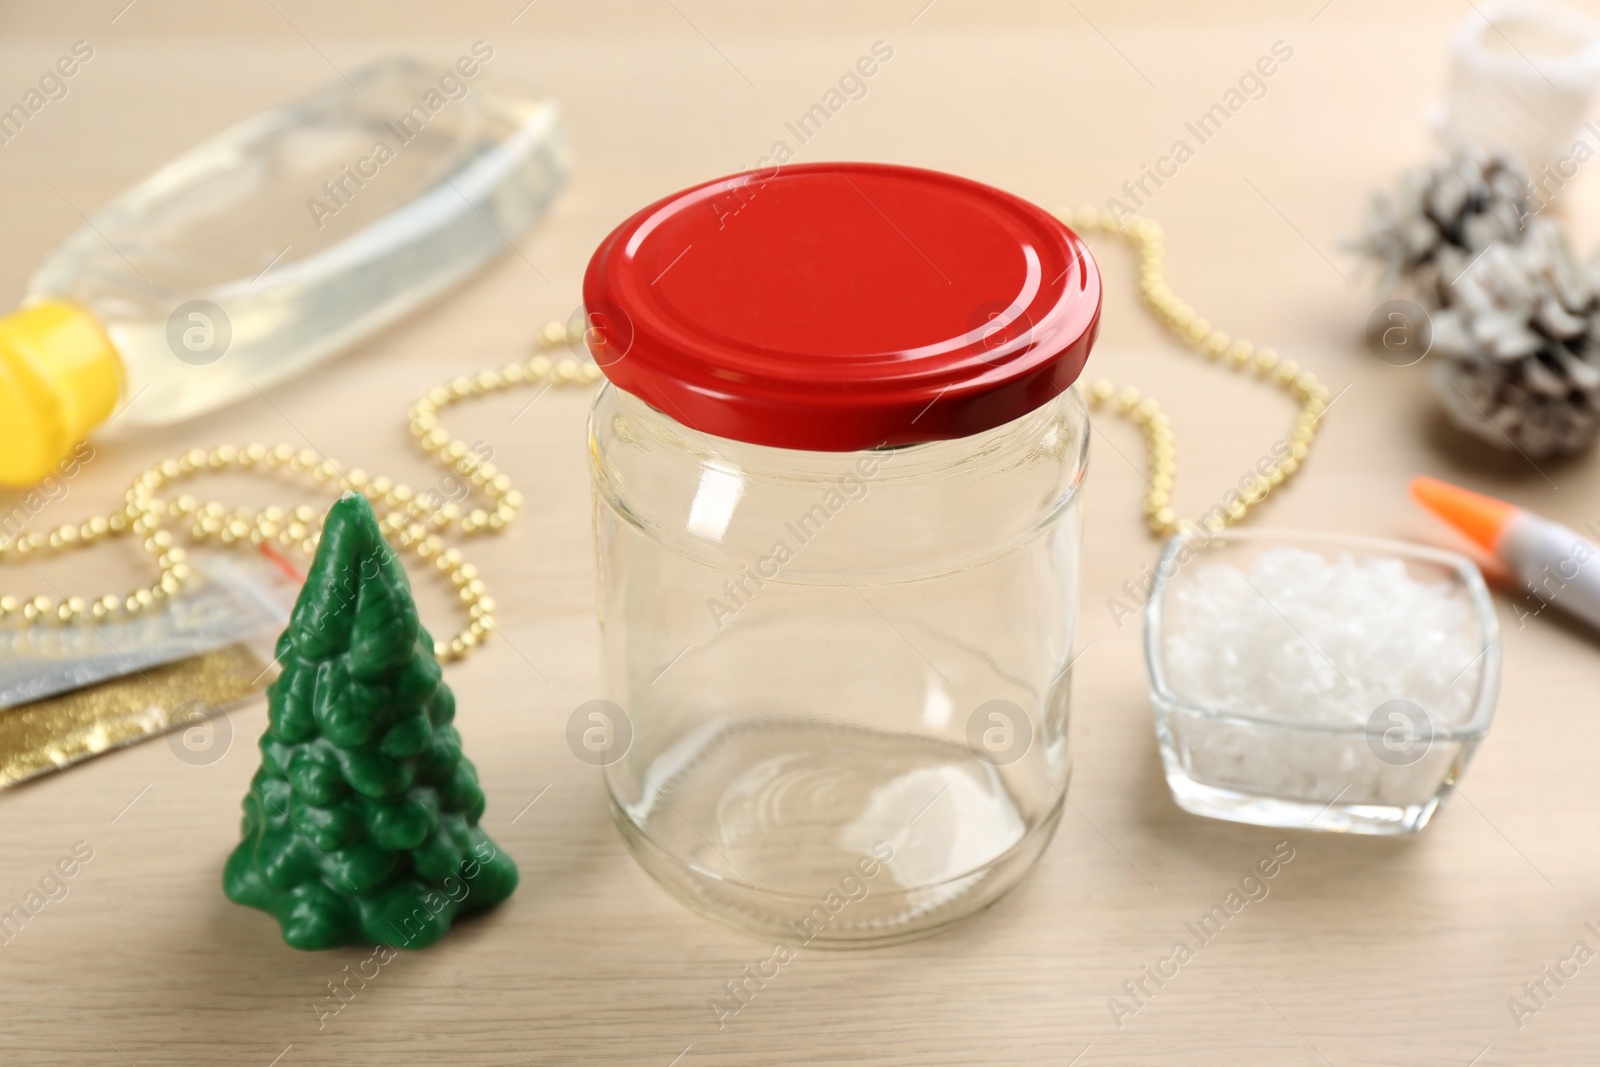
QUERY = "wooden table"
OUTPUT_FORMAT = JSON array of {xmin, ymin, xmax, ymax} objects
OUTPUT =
[{"xmin": 4, "ymin": 1, "xmax": 1600, "ymax": 1063}]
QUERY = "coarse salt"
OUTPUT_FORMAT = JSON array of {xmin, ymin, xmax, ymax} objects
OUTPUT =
[{"xmin": 1162, "ymin": 547, "xmax": 1481, "ymax": 728}]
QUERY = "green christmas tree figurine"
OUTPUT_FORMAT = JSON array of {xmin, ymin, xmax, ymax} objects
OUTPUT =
[{"xmin": 224, "ymin": 491, "xmax": 516, "ymax": 949}]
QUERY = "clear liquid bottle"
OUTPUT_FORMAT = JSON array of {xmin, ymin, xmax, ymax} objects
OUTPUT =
[{"xmin": 0, "ymin": 52, "xmax": 566, "ymax": 485}]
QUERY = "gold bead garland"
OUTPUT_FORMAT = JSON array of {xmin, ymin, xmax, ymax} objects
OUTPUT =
[
  {"xmin": 0, "ymin": 212, "xmax": 1329, "ymax": 659},
  {"xmin": 1061, "ymin": 207, "xmax": 1331, "ymax": 537},
  {"xmin": 0, "ymin": 329, "xmax": 602, "ymax": 663}
]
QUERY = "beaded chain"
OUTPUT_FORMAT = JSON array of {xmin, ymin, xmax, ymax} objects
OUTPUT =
[
  {"xmin": 0, "ymin": 214, "xmax": 1329, "ymax": 660},
  {"xmin": 0, "ymin": 327, "xmax": 601, "ymax": 662},
  {"xmin": 1060, "ymin": 208, "xmax": 1331, "ymax": 537}
]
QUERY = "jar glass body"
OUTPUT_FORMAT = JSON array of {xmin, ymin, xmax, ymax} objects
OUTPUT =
[{"xmin": 588, "ymin": 383, "xmax": 1087, "ymax": 946}]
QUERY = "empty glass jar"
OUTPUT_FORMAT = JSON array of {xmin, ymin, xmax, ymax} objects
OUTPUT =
[{"xmin": 584, "ymin": 162, "xmax": 1100, "ymax": 945}]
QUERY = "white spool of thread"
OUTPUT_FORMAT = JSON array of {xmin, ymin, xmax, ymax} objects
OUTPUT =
[{"xmin": 1441, "ymin": 0, "xmax": 1600, "ymax": 177}]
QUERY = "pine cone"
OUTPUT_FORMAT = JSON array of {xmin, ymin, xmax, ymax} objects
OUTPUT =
[
  {"xmin": 1431, "ymin": 219, "xmax": 1600, "ymax": 457},
  {"xmin": 1356, "ymin": 146, "xmax": 1533, "ymax": 309}
]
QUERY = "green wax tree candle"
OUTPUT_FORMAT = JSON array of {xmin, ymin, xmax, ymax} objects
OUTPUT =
[{"xmin": 224, "ymin": 491, "xmax": 516, "ymax": 949}]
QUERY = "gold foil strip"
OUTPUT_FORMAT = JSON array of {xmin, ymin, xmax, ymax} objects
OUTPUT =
[{"xmin": 0, "ymin": 644, "xmax": 269, "ymax": 788}]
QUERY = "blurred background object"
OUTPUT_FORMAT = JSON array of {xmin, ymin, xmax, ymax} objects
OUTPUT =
[
  {"xmin": 0, "ymin": 54, "xmax": 564, "ymax": 487},
  {"xmin": 1439, "ymin": 0, "xmax": 1600, "ymax": 179},
  {"xmin": 1357, "ymin": 3, "xmax": 1600, "ymax": 458}
]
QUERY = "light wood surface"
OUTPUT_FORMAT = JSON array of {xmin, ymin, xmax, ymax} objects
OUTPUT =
[{"xmin": 4, "ymin": 2, "xmax": 1600, "ymax": 1064}]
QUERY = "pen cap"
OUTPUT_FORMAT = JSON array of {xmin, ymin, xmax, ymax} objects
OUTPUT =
[{"xmin": 1410, "ymin": 476, "xmax": 1517, "ymax": 553}]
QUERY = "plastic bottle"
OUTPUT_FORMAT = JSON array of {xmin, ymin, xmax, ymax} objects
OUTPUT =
[{"xmin": 0, "ymin": 52, "xmax": 566, "ymax": 486}]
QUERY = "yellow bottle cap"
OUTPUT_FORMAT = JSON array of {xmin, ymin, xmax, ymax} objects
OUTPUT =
[{"xmin": 0, "ymin": 300, "xmax": 121, "ymax": 487}]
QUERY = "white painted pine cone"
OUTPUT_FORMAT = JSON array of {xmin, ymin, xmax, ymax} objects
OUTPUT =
[
  {"xmin": 1430, "ymin": 219, "xmax": 1600, "ymax": 456},
  {"xmin": 1354, "ymin": 146, "xmax": 1533, "ymax": 309}
]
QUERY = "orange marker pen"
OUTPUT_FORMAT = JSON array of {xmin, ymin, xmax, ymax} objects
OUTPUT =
[{"xmin": 1411, "ymin": 476, "xmax": 1600, "ymax": 629}]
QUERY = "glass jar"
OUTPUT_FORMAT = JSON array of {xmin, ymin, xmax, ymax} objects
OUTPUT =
[{"xmin": 583, "ymin": 162, "xmax": 1100, "ymax": 945}]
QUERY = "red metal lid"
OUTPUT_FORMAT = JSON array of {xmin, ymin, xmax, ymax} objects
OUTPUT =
[{"xmin": 582, "ymin": 162, "xmax": 1100, "ymax": 451}]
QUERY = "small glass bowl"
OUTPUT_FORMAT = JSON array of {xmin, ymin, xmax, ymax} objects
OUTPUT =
[{"xmin": 1143, "ymin": 529, "xmax": 1500, "ymax": 835}]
